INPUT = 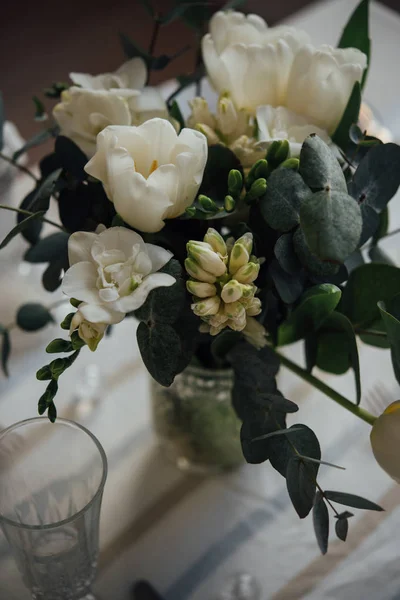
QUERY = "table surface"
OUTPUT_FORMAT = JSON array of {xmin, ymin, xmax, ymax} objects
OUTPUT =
[{"xmin": 1, "ymin": 1, "xmax": 400, "ymax": 599}]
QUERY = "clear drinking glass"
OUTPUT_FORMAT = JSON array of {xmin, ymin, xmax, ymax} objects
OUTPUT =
[{"xmin": 0, "ymin": 417, "xmax": 107, "ymax": 600}]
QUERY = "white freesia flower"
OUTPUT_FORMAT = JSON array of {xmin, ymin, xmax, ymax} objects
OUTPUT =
[
  {"xmin": 85, "ymin": 119, "xmax": 208, "ymax": 233},
  {"xmin": 70, "ymin": 304, "xmax": 111, "ymax": 351},
  {"xmin": 256, "ymin": 105, "xmax": 331, "ymax": 157},
  {"xmin": 53, "ymin": 87, "xmax": 133, "ymax": 157},
  {"xmin": 287, "ymin": 45, "xmax": 367, "ymax": 134},
  {"xmin": 62, "ymin": 227, "xmax": 175, "ymax": 320},
  {"xmin": 370, "ymin": 401, "xmax": 400, "ymax": 482},
  {"xmin": 70, "ymin": 58, "xmax": 147, "ymax": 92},
  {"xmin": 202, "ymin": 11, "xmax": 310, "ymax": 111}
]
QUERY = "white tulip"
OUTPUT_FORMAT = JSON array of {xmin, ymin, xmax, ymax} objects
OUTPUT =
[
  {"xmin": 53, "ymin": 87, "xmax": 132, "ymax": 157},
  {"xmin": 287, "ymin": 45, "xmax": 367, "ymax": 134},
  {"xmin": 70, "ymin": 58, "xmax": 147, "ymax": 92},
  {"xmin": 256, "ymin": 105, "xmax": 331, "ymax": 157},
  {"xmin": 62, "ymin": 227, "xmax": 175, "ymax": 317},
  {"xmin": 202, "ymin": 11, "xmax": 310, "ymax": 112},
  {"xmin": 85, "ymin": 119, "xmax": 208, "ymax": 233},
  {"xmin": 370, "ymin": 401, "xmax": 400, "ymax": 482}
]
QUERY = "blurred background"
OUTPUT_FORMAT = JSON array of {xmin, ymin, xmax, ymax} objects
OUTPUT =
[{"xmin": 2, "ymin": 0, "xmax": 399, "ymax": 162}]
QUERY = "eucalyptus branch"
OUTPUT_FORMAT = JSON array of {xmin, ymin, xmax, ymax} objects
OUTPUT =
[
  {"xmin": 5, "ymin": 299, "xmax": 68, "ymax": 334},
  {"xmin": 274, "ymin": 349, "xmax": 377, "ymax": 426},
  {"xmin": 0, "ymin": 204, "xmax": 66, "ymax": 232},
  {"xmin": 0, "ymin": 151, "xmax": 39, "ymax": 182},
  {"xmin": 316, "ymin": 481, "xmax": 340, "ymax": 517}
]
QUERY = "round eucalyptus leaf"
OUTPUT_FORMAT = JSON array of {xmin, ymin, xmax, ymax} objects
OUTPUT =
[
  {"xmin": 299, "ymin": 135, "xmax": 347, "ymax": 192},
  {"xmin": 17, "ymin": 303, "xmax": 54, "ymax": 332}
]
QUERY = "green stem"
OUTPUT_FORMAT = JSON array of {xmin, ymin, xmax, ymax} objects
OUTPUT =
[
  {"xmin": 274, "ymin": 350, "xmax": 377, "ymax": 426},
  {"xmin": 0, "ymin": 204, "xmax": 66, "ymax": 232},
  {"xmin": 0, "ymin": 151, "xmax": 39, "ymax": 182}
]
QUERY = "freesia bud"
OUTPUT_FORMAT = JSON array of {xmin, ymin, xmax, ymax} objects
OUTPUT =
[
  {"xmin": 246, "ymin": 159, "xmax": 269, "ymax": 189},
  {"xmin": 233, "ymin": 261, "xmax": 260, "ymax": 284},
  {"xmin": 229, "ymin": 310, "xmax": 247, "ymax": 331},
  {"xmin": 279, "ymin": 158, "xmax": 300, "ymax": 171},
  {"xmin": 217, "ymin": 93, "xmax": 238, "ymax": 136},
  {"xmin": 235, "ymin": 233, "xmax": 253, "ymax": 254},
  {"xmin": 224, "ymin": 300, "xmax": 246, "ymax": 320},
  {"xmin": 224, "ymin": 195, "xmax": 236, "ymax": 212},
  {"xmin": 70, "ymin": 310, "xmax": 107, "ymax": 352},
  {"xmin": 188, "ymin": 97, "xmax": 215, "ymax": 129},
  {"xmin": 195, "ymin": 123, "xmax": 220, "ymax": 145},
  {"xmin": 266, "ymin": 139, "xmax": 290, "ymax": 165},
  {"xmin": 187, "ymin": 242, "xmax": 227, "ymax": 276},
  {"xmin": 184, "ymin": 258, "xmax": 217, "ymax": 283},
  {"xmin": 245, "ymin": 297, "xmax": 262, "ymax": 316},
  {"xmin": 370, "ymin": 401, "xmax": 400, "ymax": 482},
  {"xmin": 198, "ymin": 195, "xmax": 218, "ymax": 212},
  {"xmin": 186, "ymin": 280, "xmax": 217, "ymax": 298},
  {"xmin": 228, "ymin": 169, "xmax": 243, "ymax": 197},
  {"xmin": 246, "ymin": 178, "xmax": 267, "ymax": 203},
  {"xmin": 221, "ymin": 280, "xmax": 243, "ymax": 303},
  {"xmin": 204, "ymin": 228, "xmax": 227, "ymax": 256},
  {"xmin": 229, "ymin": 243, "xmax": 250, "ymax": 275},
  {"xmin": 191, "ymin": 295, "xmax": 221, "ymax": 317}
]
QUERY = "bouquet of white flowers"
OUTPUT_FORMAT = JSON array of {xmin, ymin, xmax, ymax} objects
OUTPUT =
[{"xmin": 2, "ymin": 0, "xmax": 400, "ymax": 553}]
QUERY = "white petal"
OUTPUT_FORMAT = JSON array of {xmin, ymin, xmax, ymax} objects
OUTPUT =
[
  {"xmin": 116, "ymin": 57, "xmax": 147, "ymax": 89},
  {"xmin": 98, "ymin": 226, "xmax": 147, "ymax": 256},
  {"xmin": 113, "ymin": 272, "xmax": 175, "ymax": 312},
  {"xmin": 99, "ymin": 287, "xmax": 120, "ymax": 302},
  {"xmin": 62, "ymin": 262, "xmax": 100, "ymax": 304},
  {"xmin": 68, "ymin": 231, "xmax": 98, "ymax": 266},
  {"xmin": 128, "ymin": 87, "xmax": 168, "ymax": 125},
  {"xmin": 202, "ymin": 34, "xmax": 231, "ymax": 96},
  {"xmin": 79, "ymin": 303, "xmax": 125, "ymax": 325},
  {"xmin": 136, "ymin": 118, "xmax": 178, "ymax": 166},
  {"xmin": 145, "ymin": 244, "xmax": 173, "ymax": 272}
]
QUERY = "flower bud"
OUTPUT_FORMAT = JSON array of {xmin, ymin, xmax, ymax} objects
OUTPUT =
[
  {"xmin": 224, "ymin": 301, "xmax": 246, "ymax": 320},
  {"xmin": 187, "ymin": 242, "xmax": 227, "ymax": 276},
  {"xmin": 209, "ymin": 308, "xmax": 229, "ymax": 328},
  {"xmin": 203, "ymin": 228, "xmax": 227, "ymax": 257},
  {"xmin": 229, "ymin": 310, "xmax": 247, "ymax": 331},
  {"xmin": 279, "ymin": 158, "xmax": 300, "ymax": 171},
  {"xmin": 224, "ymin": 195, "xmax": 236, "ymax": 212},
  {"xmin": 370, "ymin": 401, "xmax": 400, "ymax": 482},
  {"xmin": 243, "ymin": 317, "xmax": 268, "ymax": 349},
  {"xmin": 195, "ymin": 123, "xmax": 220, "ymax": 145},
  {"xmin": 185, "ymin": 206, "xmax": 197, "ymax": 217},
  {"xmin": 240, "ymin": 283, "xmax": 256, "ymax": 298},
  {"xmin": 184, "ymin": 258, "xmax": 217, "ymax": 284},
  {"xmin": 266, "ymin": 139, "xmax": 290, "ymax": 165},
  {"xmin": 228, "ymin": 169, "xmax": 243, "ymax": 197},
  {"xmin": 233, "ymin": 261, "xmax": 260, "ymax": 284},
  {"xmin": 217, "ymin": 93, "xmax": 238, "ymax": 136},
  {"xmin": 235, "ymin": 233, "xmax": 253, "ymax": 254},
  {"xmin": 245, "ymin": 296, "xmax": 262, "ymax": 316},
  {"xmin": 191, "ymin": 295, "xmax": 221, "ymax": 317},
  {"xmin": 245, "ymin": 178, "xmax": 267, "ymax": 203},
  {"xmin": 229, "ymin": 243, "xmax": 250, "ymax": 275},
  {"xmin": 188, "ymin": 97, "xmax": 215, "ymax": 129},
  {"xmin": 246, "ymin": 159, "xmax": 269, "ymax": 189},
  {"xmin": 186, "ymin": 280, "xmax": 217, "ymax": 298},
  {"xmin": 198, "ymin": 195, "xmax": 218, "ymax": 213},
  {"xmin": 221, "ymin": 280, "xmax": 243, "ymax": 303}
]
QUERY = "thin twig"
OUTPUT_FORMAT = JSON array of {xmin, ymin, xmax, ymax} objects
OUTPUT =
[
  {"xmin": 0, "ymin": 151, "xmax": 39, "ymax": 182},
  {"xmin": 0, "ymin": 204, "xmax": 66, "ymax": 232}
]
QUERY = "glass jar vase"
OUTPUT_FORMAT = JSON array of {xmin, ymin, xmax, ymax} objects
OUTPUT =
[{"xmin": 151, "ymin": 365, "xmax": 244, "ymax": 474}]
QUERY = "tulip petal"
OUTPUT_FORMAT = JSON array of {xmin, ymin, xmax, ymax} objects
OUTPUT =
[
  {"xmin": 62, "ymin": 262, "xmax": 100, "ymax": 304},
  {"xmin": 79, "ymin": 303, "xmax": 126, "ymax": 325},
  {"xmin": 145, "ymin": 244, "xmax": 173, "ymax": 272},
  {"xmin": 113, "ymin": 272, "xmax": 176, "ymax": 312}
]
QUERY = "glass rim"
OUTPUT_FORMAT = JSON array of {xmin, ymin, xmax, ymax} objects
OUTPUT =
[{"xmin": 0, "ymin": 417, "xmax": 108, "ymax": 531}]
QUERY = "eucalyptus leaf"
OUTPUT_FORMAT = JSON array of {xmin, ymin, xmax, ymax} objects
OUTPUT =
[
  {"xmin": 24, "ymin": 232, "xmax": 70, "ymax": 263},
  {"xmin": 260, "ymin": 169, "xmax": 311, "ymax": 231},
  {"xmin": 341, "ymin": 263, "xmax": 400, "ymax": 327},
  {"xmin": 286, "ymin": 456, "xmax": 318, "ymax": 519},
  {"xmin": 338, "ymin": 0, "xmax": 370, "ymax": 89},
  {"xmin": 12, "ymin": 127, "xmax": 57, "ymax": 162},
  {"xmin": 313, "ymin": 493, "xmax": 329, "ymax": 554},
  {"xmin": 299, "ymin": 135, "xmax": 347, "ymax": 192},
  {"xmin": 358, "ymin": 318, "xmax": 390, "ymax": 349},
  {"xmin": 42, "ymin": 255, "xmax": 69, "ymax": 292},
  {"xmin": 278, "ymin": 284, "xmax": 342, "ymax": 346},
  {"xmin": 324, "ymin": 490, "xmax": 383, "ymax": 511},
  {"xmin": 0, "ymin": 211, "xmax": 46, "ymax": 250},
  {"xmin": 300, "ymin": 189, "xmax": 362, "ymax": 263},
  {"xmin": 169, "ymin": 100, "xmax": 185, "ymax": 130},
  {"xmin": 134, "ymin": 260, "xmax": 184, "ymax": 324},
  {"xmin": 274, "ymin": 234, "xmax": 302, "ymax": 276},
  {"xmin": 240, "ymin": 407, "xmax": 286, "ymax": 464},
  {"xmin": 331, "ymin": 82, "xmax": 362, "ymax": 150},
  {"xmin": 211, "ymin": 330, "xmax": 242, "ymax": 362},
  {"xmin": 335, "ymin": 516, "xmax": 349, "ymax": 542},
  {"xmin": 268, "ymin": 424, "xmax": 321, "ymax": 480},
  {"xmin": 378, "ymin": 295, "xmax": 400, "ymax": 384},
  {"xmin": 17, "ymin": 303, "xmax": 54, "ymax": 332},
  {"xmin": 1, "ymin": 329, "xmax": 10, "ymax": 377},
  {"xmin": 55, "ymin": 136, "xmax": 88, "ymax": 179},
  {"xmin": 359, "ymin": 203, "xmax": 380, "ymax": 245},
  {"xmin": 18, "ymin": 191, "xmax": 43, "ymax": 245},
  {"xmin": 26, "ymin": 169, "xmax": 62, "ymax": 213},
  {"xmin": 269, "ymin": 259, "xmax": 305, "ymax": 305},
  {"xmin": 293, "ymin": 228, "xmax": 339, "ymax": 279},
  {"xmin": 137, "ymin": 322, "xmax": 182, "ymax": 387},
  {"xmin": 305, "ymin": 334, "xmax": 318, "ymax": 373}
]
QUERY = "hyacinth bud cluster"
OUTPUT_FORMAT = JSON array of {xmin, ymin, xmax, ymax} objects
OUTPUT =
[{"xmin": 185, "ymin": 229, "xmax": 262, "ymax": 336}]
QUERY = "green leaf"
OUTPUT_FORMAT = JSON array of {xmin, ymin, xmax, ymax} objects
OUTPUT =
[
  {"xmin": 341, "ymin": 263, "xmax": 400, "ymax": 327},
  {"xmin": 268, "ymin": 424, "xmax": 321, "ymax": 479},
  {"xmin": 38, "ymin": 380, "xmax": 58, "ymax": 415},
  {"xmin": 169, "ymin": 100, "xmax": 185, "ymax": 130},
  {"xmin": 48, "ymin": 402, "xmax": 57, "ymax": 423},
  {"xmin": 0, "ymin": 91, "xmax": 4, "ymax": 151},
  {"xmin": 316, "ymin": 330, "xmax": 352, "ymax": 375},
  {"xmin": 199, "ymin": 144, "xmax": 242, "ymax": 202},
  {"xmin": 378, "ymin": 295, "xmax": 400, "ymax": 384},
  {"xmin": 274, "ymin": 234, "xmax": 302, "ymax": 276},
  {"xmin": 331, "ymin": 82, "xmax": 362, "ymax": 150},
  {"xmin": 299, "ymin": 189, "xmax": 362, "ymax": 263},
  {"xmin": 359, "ymin": 203, "xmax": 380, "ymax": 245},
  {"xmin": 324, "ymin": 490, "xmax": 383, "ymax": 511},
  {"xmin": 134, "ymin": 259, "xmax": 184, "ymax": 324},
  {"xmin": 335, "ymin": 516, "xmax": 349, "ymax": 542},
  {"xmin": 17, "ymin": 303, "xmax": 54, "ymax": 332},
  {"xmin": 24, "ymin": 232, "xmax": 70, "ymax": 263},
  {"xmin": 293, "ymin": 228, "xmax": 340, "ymax": 279},
  {"xmin": 12, "ymin": 127, "xmax": 57, "ymax": 162},
  {"xmin": 358, "ymin": 318, "xmax": 390, "ymax": 349},
  {"xmin": 26, "ymin": 169, "xmax": 62, "ymax": 213},
  {"xmin": 18, "ymin": 191, "xmax": 43, "ymax": 245},
  {"xmin": 338, "ymin": 0, "xmax": 370, "ymax": 89},
  {"xmin": 1, "ymin": 329, "xmax": 10, "ymax": 377},
  {"xmin": 313, "ymin": 493, "xmax": 329, "ymax": 554},
  {"xmin": 33, "ymin": 95, "xmax": 46, "ymax": 121},
  {"xmin": 348, "ymin": 143, "xmax": 400, "ymax": 213},
  {"xmin": 299, "ymin": 135, "xmax": 347, "ymax": 192},
  {"xmin": 316, "ymin": 311, "xmax": 361, "ymax": 404},
  {"xmin": 305, "ymin": 334, "xmax": 318, "ymax": 373},
  {"xmin": 269, "ymin": 259, "xmax": 305, "ymax": 305},
  {"xmin": 60, "ymin": 313, "xmax": 74, "ymax": 331},
  {"xmin": 211, "ymin": 330, "xmax": 242, "ymax": 362},
  {"xmin": 240, "ymin": 408, "xmax": 286, "ymax": 464},
  {"xmin": 42, "ymin": 256, "xmax": 69, "ymax": 292},
  {"xmin": 260, "ymin": 169, "xmax": 311, "ymax": 232},
  {"xmin": 372, "ymin": 207, "xmax": 389, "ymax": 244},
  {"xmin": 137, "ymin": 322, "xmax": 182, "ymax": 386},
  {"xmin": 286, "ymin": 456, "xmax": 318, "ymax": 519},
  {"xmin": 46, "ymin": 339, "xmax": 73, "ymax": 353},
  {"xmin": 278, "ymin": 284, "xmax": 342, "ymax": 346},
  {"xmin": 55, "ymin": 136, "xmax": 88, "ymax": 178},
  {"xmin": 36, "ymin": 365, "xmax": 53, "ymax": 381},
  {"xmin": 0, "ymin": 211, "xmax": 46, "ymax": 250}
]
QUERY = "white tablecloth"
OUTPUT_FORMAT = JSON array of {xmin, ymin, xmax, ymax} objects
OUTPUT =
[{"xmin": 1, "ymin": 1, "xmax": 400, "ymax": 599}]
